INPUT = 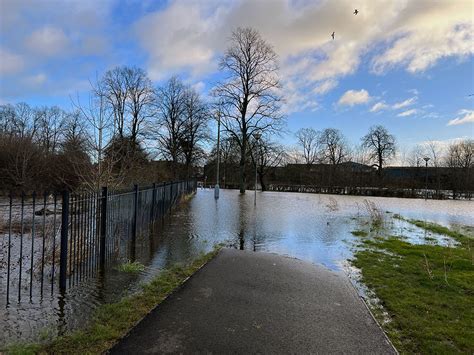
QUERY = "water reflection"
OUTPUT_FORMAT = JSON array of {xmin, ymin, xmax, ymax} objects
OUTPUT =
[{"xmin": 1, "ymin": 189, "xmax": 473, "ymax": 345}]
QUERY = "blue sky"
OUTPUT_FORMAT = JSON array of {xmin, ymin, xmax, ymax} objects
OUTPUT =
[{"xmin": 1, "ymin": 0, "xmax": 473, "ymax": 157}]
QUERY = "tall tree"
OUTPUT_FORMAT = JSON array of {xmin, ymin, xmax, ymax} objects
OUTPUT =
[
  {"xmin": 318, "ymin": 128, "xmax": 349, "ymax": 165},
  {"xmin": 361, "ymin": 125, "xmax": 396, "ymax": 177},
  {"xmin": 100, "ymin": 66, "xmax": 128, "ymax": 138},
  {"xmin": 213, "ymin": 27, "xmax": 283, "ymax": 193},
  {"xmin": 124, "ymin": 67, "xmax": 155, "ymax": 144},
  {"xmin": 154, "ymin": 76, "xmax": 187, "ymax": 175},
  {"xmin": 180, "ymin": 88, "xmax": 209, "ymax": 177},
  {"xmin": 295, "ymin": 128, "xmax": 320, "ymax": 165},
  {"xmin": 250, "ymin": 137, "xmax": 286, "ymax": 191}
]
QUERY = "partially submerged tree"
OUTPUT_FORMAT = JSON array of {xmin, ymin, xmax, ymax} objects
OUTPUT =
[
  {"xmin": 362, "ymin": 125, "xmax": 396, "ymax": 177},
  {"xmin": 213, "ymin": 27, "xmax": 283, "ymax": 193},
  {"xmin": 250, "ymin": 137, "xmax": 286, "ymax": 191}
]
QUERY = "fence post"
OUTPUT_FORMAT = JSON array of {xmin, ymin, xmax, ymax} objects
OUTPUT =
[
  {"xmin": 99, "ymin": 186, "xmax": 107, "ymax": 268},
  {"xmin": 151, "ymin": 183, "xmax": 156, "ymax": 221},
  {"xmin": 132, "ymin": 184, "xmax": 139, "ymax": 260},
  {"xmin": 59, "ymin": 191, "xmax": 69, "ymax": 292},
  {"xmin": 170, "ymin": 182, "xmax": 174, "ymax": 208}
]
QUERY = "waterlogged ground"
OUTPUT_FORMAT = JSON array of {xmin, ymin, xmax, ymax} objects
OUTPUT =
[{"xmin": 1, "ymin": 189, "xmax": 473, "ymax": 346}]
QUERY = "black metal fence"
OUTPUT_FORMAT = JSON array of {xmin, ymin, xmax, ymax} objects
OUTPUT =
[{"xmin": 0, "ymin": 180, "xmax": 196, "ymax": 304}]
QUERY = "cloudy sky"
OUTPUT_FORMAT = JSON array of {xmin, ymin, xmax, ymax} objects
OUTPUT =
[{"xmin": 0, "ymin": 0, "xmax": 473, "ymax": 152}]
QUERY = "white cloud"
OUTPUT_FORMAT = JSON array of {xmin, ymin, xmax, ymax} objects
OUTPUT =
[
  {"xmin": 447, "ymin": 109, "xmax": 474, "ymax": 126},
  {"xmin": 370, "ymin": 101, "xmax": 388, "ymax": 112},
  {"xmin": 24, "ymin": 73, "xmax": 47, "ymax": 86},
  {"xmin": 392, "ymin": 96, "xmax": 417, "ymax": 109},
  {"xmin": 132, "ymin": 0, "xmax": 472, "ymax": 114},
  {"xmin": 338, "ymin": 89, "xmax": 370, "ymax": 106},
  {"xmin": 0, "ymin": 47, "xmax": 24, "ymax": 75},
  {"xmin": 312, "ymin": 79, "xmax": 338, "ymax": 95},
  {"xmin": 397, "ymin": 109, "xmax": 418, "ymax": 117},
  {"xmin": 372, "ymin": 3, "xmax": 473, "ymax": 74},
  {"xmin": 25, "ymin": 26, "xmax": 69, "ymax": 56}
]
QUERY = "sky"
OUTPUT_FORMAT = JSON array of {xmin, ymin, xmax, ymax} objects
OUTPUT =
[{"xmin": 0, "ymin": 0, "xmax": 473, "ymax": 157}]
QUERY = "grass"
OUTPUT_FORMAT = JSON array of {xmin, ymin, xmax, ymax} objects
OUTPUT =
[
  {"xmin": 351, "ymin": 230, "xmax": 368, "ymax": 237},
  {"xmin": 4, "ymin": 247, "xmax": 221, "ymax": 355},
  {"xmin": 352, "ymin": 220, "xmax": 473, "ymax": 353},
  {"xmin": 116, "ymin": 261, "xmax": 145, "ymax": 273}
]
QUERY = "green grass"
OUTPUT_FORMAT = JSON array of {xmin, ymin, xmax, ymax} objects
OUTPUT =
[
  {"xmin": 352, "ymin": 221, "xmax": 474, "ymax": 353},
  {"xmin": 4, "ymin": 248, "xmax": 221, "ymax": 355},
  {"xmin": 351, "ymin": 230, "xmax": 368, "ymax": 237},
  {"xmin": 116, "ymin": 261, "xmax": 145, "ymax": 273}
]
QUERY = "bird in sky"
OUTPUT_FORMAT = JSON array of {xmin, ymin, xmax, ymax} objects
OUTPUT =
[
  {"xmin": 331, "ymin": 31, "xmax": 335, "ymax": 40},
  {"xmin": 354, "ymin": 9, "xmax": 359, "ymax": 15}
]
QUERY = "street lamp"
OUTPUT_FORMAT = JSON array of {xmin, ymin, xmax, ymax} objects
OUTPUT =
[
  {"xmin": 423, "ymin": 157, "xmax": 430, "ymax": 200},
  {"xmin": 214, "ymin": 111, "xmax": 221, "ymax": 199},
  {"xmin": 254, "ymin": 132, "xmax": 261, "ymax": 206}
]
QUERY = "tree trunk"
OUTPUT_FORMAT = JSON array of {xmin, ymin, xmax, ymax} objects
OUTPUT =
[
  {"xmin": 259, "ymin": 171, "xmax": 266, "ymax": 191},
  {"xmin": 239, "ymin": 143, "xmax": 246, "ymax": 193}
]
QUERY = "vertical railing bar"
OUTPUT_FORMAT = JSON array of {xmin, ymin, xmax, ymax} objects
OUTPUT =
[
  {"xmin": 59, "ymin": 190, "xmax": 69, "ymax": 293},
  {"xmin": 80, "ymin": 193, "xmax": 85, "ymax": 281},
  {"xmin": 18, "ymin": 193, "xmax": 25, "ymax": 302},
  {"xmin": 100, "ymin": 187, "xmax": 107, "ymax": 269},
  {"xmin": 51, "ymin": 193, "xmax": 57, "ymax": 296},
  {"xmin": 69, "ymin": 194, "xmax": 74, "ymax": 287},
  {"xmin": 40, "ymin": 192, "xmax": 47, "ymax": 298},
  {"xmin": 88, "ymin": 191, "xmax": 93, "ymax": 278},
  {"xmin": 6, "ymin": 194, "xmax": 13, "ymax": 304},
  {"xmin": 29, "ymin": 192, "xmax": 36, "ymax": 300}
]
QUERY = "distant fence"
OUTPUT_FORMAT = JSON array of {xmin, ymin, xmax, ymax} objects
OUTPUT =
[
  {"xmin": 0, "ymin": 180, "xmax": 196, "ymax": 304},
  {"xmin": 266, "ymin": 184, "xmax": 472, "ymax": 200}
]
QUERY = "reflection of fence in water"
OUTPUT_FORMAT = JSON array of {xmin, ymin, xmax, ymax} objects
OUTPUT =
[{"xmin": 0, "ymin": 180, "xmax": 196, "ymax": 305}]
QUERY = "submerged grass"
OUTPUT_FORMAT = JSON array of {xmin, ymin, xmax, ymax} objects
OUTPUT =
[
  {"xmin": 351, "ymin": 230, "xmax": 368, "ymax": 237},
  {"xmin": 116, "ymin": 261, "xmax": 145, "ymax": 273},
  {"xmin": 4, "ymin": 247, "xmax": 221, "ymax": 355},
  {"xmin": 352, "ymin": 219, "xmax": 474, "ymax": 353}
]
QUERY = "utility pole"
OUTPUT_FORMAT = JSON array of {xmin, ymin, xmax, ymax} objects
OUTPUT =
[
  {"xmin": 254, "ymin": 132, "xmax": 261, "ymax": 206},
  {"xmin": 423, "ymin": 157, "xmax": 430, "ymax": 200},
  {"xmin": 215, "ymin": 111, "xmax": 221, "ymax": 199}
]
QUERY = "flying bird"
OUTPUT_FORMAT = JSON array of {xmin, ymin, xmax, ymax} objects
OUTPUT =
[
  {"xmin": 331, "ymin": 31, "xmax": 335, "ymax": 40},
  {"xmin": 354, "ymin": 9, "xmax": 359, "ymax": 15}
]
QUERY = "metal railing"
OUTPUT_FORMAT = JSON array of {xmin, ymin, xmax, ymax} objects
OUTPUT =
[{"xmin": 0, "ymin": 180, "xmax": 196, "ymax": 304}]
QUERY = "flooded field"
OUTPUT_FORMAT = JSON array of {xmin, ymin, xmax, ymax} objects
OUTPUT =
[{"xmin": 1, "ymin": 189, "xmax": 473, "ymax": 346}]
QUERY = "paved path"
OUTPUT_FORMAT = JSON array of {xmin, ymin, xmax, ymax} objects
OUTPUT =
[{"xmin": 111, "ymin": 249, "xmax": 396, "ymax": 354}]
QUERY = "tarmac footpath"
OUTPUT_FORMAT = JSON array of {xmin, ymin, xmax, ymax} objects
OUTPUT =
[{"xmin": 110, "ymin": 248, "xmax": 396, "ymax": 354}]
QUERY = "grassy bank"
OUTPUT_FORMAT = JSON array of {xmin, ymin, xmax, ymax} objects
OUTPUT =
[
  {"xmin": 352, "ymin": 220, "xmax": 473, "ymax": 353},
  {"xmin": 5, "ymin": 247, "xmax": 221, "ymax": 355}
]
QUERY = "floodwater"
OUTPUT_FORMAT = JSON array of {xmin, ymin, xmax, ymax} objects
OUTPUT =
[{"xmin": 1, "ymin": 189, "xmax": 473, "ymax": 345}]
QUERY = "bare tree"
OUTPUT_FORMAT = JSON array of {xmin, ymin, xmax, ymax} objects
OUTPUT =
[
  {"xmin": 319, "ymin": 128, "xmax": 349, "ymax": 165},
  {"xmin": 361, "ymin": 125, "xmax": 396, "ymax": 177},
  {"xmin": 100, "ymin": 67, "xmax": 128, "ymax": 138},
  {"xmin": 445, "ymin": 139, "xmax": 474, "ymax": 197},
  {"xmin": 408, "ymin": 144, "xmax": 425, "ymax": 167},
  {"xmin": 295, "ymin": 128, "xmax": 320, "ymax": 166},
  {"xmin": 213, "ymin": 27, "xmax": 283, "ymax": 193},
  {"xmin": 250, "ymin": 137, "xmax": 286, "ymax": 191},
  {"xmin": 124, "ymin": 67, "xmax": 155, "ymax": 144},
  {"xmin": 72, "ymin": 80, "xmax": 117, "ymax": 189},
  {"xmin": 154, "ymin": 76, "xmax": 187, "ymax": 175},
  {"xmin": 180, "ymin": 88, "xmax": 210, "ymax": 177},
  {"xmin": 36, "ymin": 106, "xmax": 67, "ymax": 153}
]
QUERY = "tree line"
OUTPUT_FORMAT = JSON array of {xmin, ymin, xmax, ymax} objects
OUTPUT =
[{"xmin": 1, "ymin": 26, "xmax": 472, "ymax": 196}]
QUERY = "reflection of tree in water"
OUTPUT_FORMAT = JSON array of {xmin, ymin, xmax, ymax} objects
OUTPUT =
[{"xmin": 239, "ymin": 228, "xmax": 245, "ymax": 250}]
